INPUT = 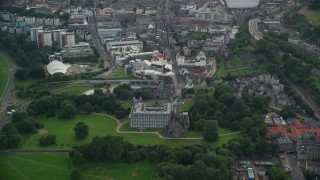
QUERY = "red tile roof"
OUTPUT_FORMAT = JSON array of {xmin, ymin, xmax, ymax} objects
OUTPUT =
[
  {"xmin": 307, "ymin": 161, "xmax": 320, "ymax": 168},
  {"xmin": 267, "ymin": 119, "xmax": 320, "ymax": 138}
]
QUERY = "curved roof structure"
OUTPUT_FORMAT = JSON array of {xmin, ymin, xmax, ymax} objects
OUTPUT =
[
  {"xmin": 226, "ymin": 0, "xmax": 259, "ymax": 8},
  {"xmin": 47, "ymin": 60, "xmax": 70, "ymax": 75}
]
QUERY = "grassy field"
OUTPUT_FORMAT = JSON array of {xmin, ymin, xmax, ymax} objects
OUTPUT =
[
  {"xmin": 106, "ymin": 67, "xmax": 138, "ymax": 80},
  {"xmin": 22, "ymin": 114, "xmax": 115, "ymax": 149},
  {"xmin": 79, "ymin": 161, "xmax": 156, "ymax": 180},
  {"xmin": 0, "ymin": 154, "xmax": 72, "ymax": 180},
  {"xmin": 15, "ymin": 78, "xmax": 42, "ymax": 88},
  {"xmin": 299, "ymin": 6, "xmax": 320, "ymax": 26},
  {"xmin": 0, "ymin": 56, "xmax": 9, "ymax": 102},
  {"xmin": 0, "ymin": 154, "xmax": 156, "ymax": 180},
  {"xmin": 180, "ymin": 102, "xmax": 193, "ymax": 112},
  {"xmin": 121, "ymin": 101, "xmax": 133, "ymax": 109},
  {"xmin": 22, "ymin": 114, "xmax": 238, "ymax": 149},
  {"xmin": 51, "ymin": 85, "xmax": 93, "ymax": 95}
]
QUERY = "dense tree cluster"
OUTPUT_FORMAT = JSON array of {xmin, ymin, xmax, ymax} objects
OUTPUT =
[
  {"xmin": 74, "ymin": 135, "xmax": 235, "ymax": 180},
  {"xmin": 269, "ymin": 165, "xmax": 291, "ymax": 180},
  {"xmin": 254, "ymin": 32, "xmax": 316, "ymax": 115},
  {"xmin": 113, "ymin": 84, "xmax": 133, "ymax": 100},
  {"xmin": 187, "ymin": 85, "xmax": 277, "ymax": 155},
  {"xmin": 189, "ymin": 85, "xmax": 268, "ymax": 133},
  {"xmin": 27, "ymin": 93, "xmax": 128, "ymax": 119},
  {"xmin": 6, "ymin": 6, "xmax": 54, "ymax": 18},
  {"xmin": 0, "ymin": 112, "xmax": 43, "ymax": 149},
  {"xmin": 0, "ymin": 33, "xmax": 48, "ymax": 80}
]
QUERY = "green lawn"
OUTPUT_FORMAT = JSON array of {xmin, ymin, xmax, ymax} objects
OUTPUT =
[
  {"xmin": 299, "ymin": 6, "xmax": 320, "ymax": 26},
  {"xmin": 105, "ymin": 67, "xmax": 139, "ymax": 80},
  {"xmin": 79, "ymin": 161, "xmax": 156, "ymax": 180},
  {"xmin": 226, "ymin": 59, "xmax": 233, "ymax": 69},
  {"xmin": 0, "ymin": 154, "xmax": 72, "ymax": 180},
  {"xmin": 22, "ymin": 114, "xmax": 115, "ymax": 149},
  {"xmin": 186, "ymin": 125, "xmax": 237, "ymax": 138},
  {"xmin": 15, "ymin": 78, "xmax": 42, "ymax": 88},
  {"xmin": 121, "ymin": 101, "xmax": 133, "ymax": 109},
  {"xmin": 0, "ymin": 56, "xmax": 9, "ymax": 102},
  {"xmin": 51, "ymin": 85, "xmax": 93, "ymax": 95},
  {"xmin": 235, "ymin": 57, "xmax": 243, "ymax": 66},
  {"xmin": 23, "ymin": 114, "xmax": 238, "ymax": 149},
  {"xmin": 0, "ymin": 154, "xmax": 156, "ymax": 180},
  {"xmin": 180, "ymin": 102, "xmax": 193, "ymax": 112}
]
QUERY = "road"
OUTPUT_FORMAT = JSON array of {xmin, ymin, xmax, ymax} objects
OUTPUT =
[
  {"xmin": 157, "ymin": 0, "xmax": 185, "ymax": 97},
  {"xmin": 89, "ymin": 19, "xmax": 113, "ymax": 68},
  {"xmin": 0, "ymin": 52, "xmax": 30, "ymax": 129},
  {"xmin": 249, "ymin": 18, "xmax": 263, "ymax": 40},
  {"xmin": 284, "ymin": 153, "xmax": 306, "ymax": 180}
]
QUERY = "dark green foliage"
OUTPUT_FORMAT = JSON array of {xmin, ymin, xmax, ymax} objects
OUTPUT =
[
  {"xmin": 59, "ymin": 100, "xmax": 77, "ymax": 119},
  {"xmin": 127, "ymin": 151, "xmax": 140, "ymax": 163},
  {"xmin": 269, "ymin": 165, "xmax": 290, "ymax": 180},
  {"xmin": 74, "ymin": 122, "xmax": 89, "ymax": 139},
  {"xmin": 72, "ymin": 152, "xmax": 84, "ymax": 165},
  {"xmin": 15, "ymin": 119, "xmax": 36, "ymax": 134},
  {"xmin": 203, "ymin": 120, "xmax": 219, "ymax": 142},
  {"xmin": 281, "ymin": 107, "xmax": 297, "ymax": 119},
  {"xmin": 0, "ymin": 124, "xmax": 22, "ymax": 149},
  {"xmin": 77, "ymin": 135, "xmax": 134, "ymax": 161},
  {"xmin": 11, "ymin": 112, "xmax": 27, "ymax": 123},
  {"xmin": 113, "ymin": 84, "xmax": 132, "ymax": 100},
  {"xmin": 27, "ymin": 93, "xmax": 125, "ymax": 117},
  {"xmin": 0, "ymin": 33, "xmax": 47, "ymax": 80},
  {"xmin": 134, "ymin": 89, "xmax": 151, "ymax": 100},
  {"xmin": 39, "ymin": 135, "xmax": 56, "ymax": 146},
  {"xmin": 70, "ymin": 168, "xmax": 82, "ymax": 180}
]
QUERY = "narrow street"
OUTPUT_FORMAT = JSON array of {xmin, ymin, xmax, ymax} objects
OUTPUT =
[
  {"xmin": 0, "ymin": 52, "xmax": 30, "ymax": 129},
  {"xmin": 89, "ymin": 20, "xmax": 112, "ymax": 68}
]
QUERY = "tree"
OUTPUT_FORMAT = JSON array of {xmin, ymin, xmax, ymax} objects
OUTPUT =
[
  {"xmin": 203, "ymin": 120, "xmax": 219, "ymax": 142},
  {"xmin": 82, "ymin": 102, "xmax": 93, "ymax": 114},
  {"xmin": 72, "ymin": 152, "xmax": 84, "ymax": 165},
  {"xmin": 1, "ymin": 124, "xmax": 22, "ymax": 149},
  {"xmin": 148, "ymin": 151, "xmax": 158, "ymax": 163},
  {"xmin": 127, "ymin": 151, "xmax": 140, "ymax": 162},
  {"xmin": 39, "ymin": 135, "xmax": 56, "ymax": 146},
  {"xmin": 74, "ymin": 122, "xmax": 89, "ymax": 139},
  {"xmin": 12, "ymin": 112, "xmax": 27, "ymax": 123},
  {"xmin": 16, "ymin": 119, "xmax": 35, "ymax": 134},
  {"xmin": 59, "ymin": 100, "xmax": 76, "ymax": 119},
  {"xmin": 71, "ymin": 168, "xmax": 82, "ymax": 180},
  {"xmin": 270, "ymin": 165, "xmax": 290, "ymax": 180},
  {"xmin": 0, "ymin": 132, "xmax": 8, "ymax": 149},
  {"xmin": 113, "ymin": 84, "xmax": 132, "ymax": 100},
  {"xmin": 240, "ymin": 117, "xmax": 253, "ymax": 131},
  {"xmin": 60, "ymin": 12, "xmax": 70, "ymax": 22},
  {"xmin": 14, "ymin": 68, "xmax": 30, "ymax": 80}
]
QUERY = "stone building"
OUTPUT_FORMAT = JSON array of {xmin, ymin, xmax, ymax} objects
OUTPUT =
[{"xmin": 129, "ymin": 98, "xmax": 189, "ymax": 137}]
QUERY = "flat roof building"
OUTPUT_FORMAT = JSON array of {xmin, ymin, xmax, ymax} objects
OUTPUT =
[{"xmin": 226, "ymin": 0, "xmax": 259, "ymax": 9}]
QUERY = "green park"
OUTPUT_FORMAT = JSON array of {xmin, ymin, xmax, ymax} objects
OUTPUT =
[
  {"xmin": 22, "ymin": 113, "xmax": 240, "ymax": 149},
  {"xmin": 0, "ymin": 154, "xmax": 156, "ymax": 180}
]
